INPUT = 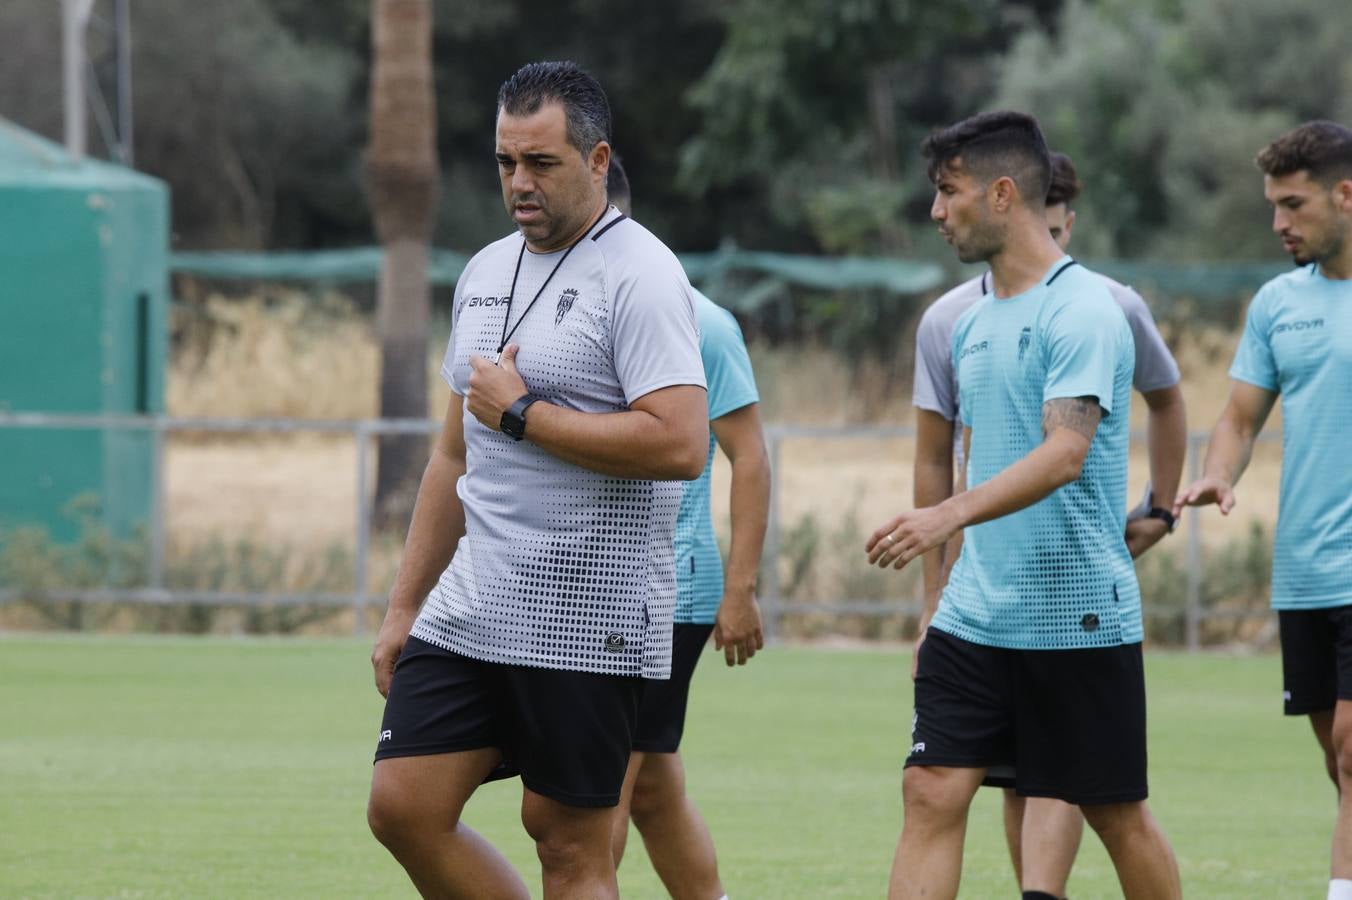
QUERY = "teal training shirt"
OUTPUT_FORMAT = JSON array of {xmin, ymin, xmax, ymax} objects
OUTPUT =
[
  {"xmin": 1229, "ymin": 265, "xmax": 1352, "ymax": 610},
  {"xmin": 932, "ymin": 258, "xmax": 1142, "ymax": 650},
  {"xmin": 674, "ymin": 292, "xmax": 760, "ymax": 624}
]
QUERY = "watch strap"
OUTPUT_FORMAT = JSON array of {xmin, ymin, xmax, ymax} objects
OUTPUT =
[
  {"xmin": 1145, "ymin": 506, "xmax": 1177, "ymax": 533},
  {"xmin": 501, "ymin": 393, "xmax": 542, "ymax": 440}
]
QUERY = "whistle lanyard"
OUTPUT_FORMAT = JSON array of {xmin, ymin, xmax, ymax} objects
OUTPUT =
[{"xmin": 497, "ymin": 207, "xmax": 611, "ymax": 354}]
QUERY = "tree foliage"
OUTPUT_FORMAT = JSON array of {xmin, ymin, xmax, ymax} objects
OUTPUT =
[
  {"xmin": 996, "ymin": 0, "xmax": 1352, "ymax": 260},
  {"xmin": 0, "ymin": 0, "xmax": 1347, "ymax": 262}
]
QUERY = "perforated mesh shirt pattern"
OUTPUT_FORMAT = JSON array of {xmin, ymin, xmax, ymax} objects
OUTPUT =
[
  {"xmin": 932, "ymin": 261, "xmax": 1142, "ymax": 650},
  {"xmin": 411, "ymin": 210, "xmax": 706, "ymax": 678},
  {"xmin": 1229, "ymin": 267, "xmax": 1352, "ymax": 610}
]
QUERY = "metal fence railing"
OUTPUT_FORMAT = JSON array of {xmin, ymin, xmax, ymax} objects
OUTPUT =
[{"xmin": 0, "ymin": 413, "xmax": 1278, "ymax": 648}]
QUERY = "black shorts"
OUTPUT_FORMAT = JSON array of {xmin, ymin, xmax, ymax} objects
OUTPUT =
[
  {"xmin": 906, "ymin": 628, "xmax": 1148, "ymax": 806},
  {"xmin": 1279, "ymin": 606, "xmax": 1352, "ymax": 715},
  {"xmin": 374, "ymin": 636, "xmax": 641, "ymax": 808},
  {"xmin": 634, "ymin": 623, "xmax": 714, "ymax": 753}
]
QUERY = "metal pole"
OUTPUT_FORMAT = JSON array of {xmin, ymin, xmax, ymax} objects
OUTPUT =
[
  {"xmin": 114, "ymin": 0, "xmax": 133, "ymax": 166},
  {"xmin": 62, "ymin": 0, "xmax": 95, "ymax": 159},
  {"xmin": 354, "ymin": 423, "xmax": 372, "ymax": 635},
  {"xmin": 148, "ymin": 416, "xmax": 165, "ymax": 590},
  {"xmin": 762, "ymin": 428, "xmax": 783, "ymax": 641},
  {"xmin": 1184, "ymin": 434, "xmax": 1203, "ymax": 651}
]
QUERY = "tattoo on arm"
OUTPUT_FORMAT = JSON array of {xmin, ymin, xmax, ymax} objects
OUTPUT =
[{"xmin": 1042, "ymin": 396, "xmax": 1102, "ymax": 441}]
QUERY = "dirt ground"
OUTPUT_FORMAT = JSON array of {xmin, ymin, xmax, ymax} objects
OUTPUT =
[{"xmin": 166, "ymin": 428, "xmax": 1284, "ymax": 555}]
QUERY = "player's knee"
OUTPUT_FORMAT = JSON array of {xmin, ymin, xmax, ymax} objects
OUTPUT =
[
  {"xmin": 1334, "ymin": 735, "xmax": 1352, "ymax": 782},
  {"xmin": 1082, "ymin": 801, "xmax": 1143, "ymax": 844},
  {"xmin": 630, "ymin": 762, "xmax": 681, "ymax": 823},
  {"xmin": 530, "ymin": 823, "xmax": 601, "ymax": 878},
  {"xmin": 366, "ymin": 787, "xmax": 416, "ymax": 851},
  {"xmin": 902, "ymin": 767, "xmax": 968, "ymax": 821}
]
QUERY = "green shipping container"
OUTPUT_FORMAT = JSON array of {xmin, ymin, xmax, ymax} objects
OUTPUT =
[{"xmin": 0, "ymin": 118, "xmax": 169, "ymax": 542}]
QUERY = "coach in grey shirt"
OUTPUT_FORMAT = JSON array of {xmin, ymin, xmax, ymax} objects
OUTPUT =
[
  {"xmin": 909, "ymin": 152, "xmax": 1187, "ymax": 899},
  {"xmin": 366, "ymin": 62, "xmax": 707, "ymax": 900}
]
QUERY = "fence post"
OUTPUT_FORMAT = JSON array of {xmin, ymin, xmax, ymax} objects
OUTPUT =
[
  {"xmin": 148, "ymin": 416, "xmax": 166, "ymax": 591},
  {"xmin": 761, "ymin": 428, "xmax": 783, "ymax": 641},
  {"xmin": 1184, "ymin": 433, "xmax": 1203, "ymax": 651},
  {"xmin": 353, "ymin": 422, "xmax": 372, "ymax": 635}
]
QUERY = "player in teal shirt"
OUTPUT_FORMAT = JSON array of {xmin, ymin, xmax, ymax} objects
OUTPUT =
[
  {"xmin": 937, "ymin": 258, "xmax": 1140, "ymax": 650},
  {"xmin": 606, "ymin": 158, "xmax": 771, "ymax": 900},
  {"xmin": 1178, "ymin": 121, "xmax": 1352, "ymax": 900},
  {"xmin": 867, "ymin": 111, "xmax": 1180, "ymax": 899},
  {"xmin": 672, "ymin": 295, "xmax": 765, "ymax": 624}
]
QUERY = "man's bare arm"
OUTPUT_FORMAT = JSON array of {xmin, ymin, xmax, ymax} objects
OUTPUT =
[
  {"xmin": 868, "ymin": 397, "xmax": 1101, "ymax": 569},
  {"xmin": 939, "ymin": 427, "xmax": 971, "ymax": 585},
  {"xmin": 526, "ymin": 384, "xmax": 709, "ymax": 480},
  {"xmin": 913, "ymin": 409, "xmax": 957, "ymax": 623},
  {"xmin": 371, "ymin": 395, "xmax": 469, "ymax": 696},
  {"xmin": 466, "ymin": 344, "xmax": 708, "ymax": 481},
  {"xmin": 1141, "ymin": 385, "xmax": 1188, "ymax": 510},
  {"xmin": 711, "ymin": 402, "xmax": 771, "ymax": 666},
  {"xmin": 1174, "ymin": 380, "xmax": 1278, "ymax": 517},
  {"xmin": 1125, "ymin": 384, "xmax": 1188, "ymax": 557}
]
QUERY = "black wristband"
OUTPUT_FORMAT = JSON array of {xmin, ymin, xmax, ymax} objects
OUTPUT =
[
  {"xmin": 1145, "ymin": 506, "xmax": 1177, "ymax": 533},
  {"xmin": 500, "ymin": 393, "xmax": 542, "ymax": 441}
]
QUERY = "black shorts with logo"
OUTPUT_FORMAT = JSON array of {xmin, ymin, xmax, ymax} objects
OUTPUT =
[
  {"xmin": 1279, "ymin": 606, "xmax": 1352, "ymax": 715},
  {"xmin": 374, "ymin": 636, "xmax": 641, "ymax": 808},
  {"xmin": 906, "ymin": 627, "xmax": 1148, "ymax": 806},
  {"xmin": 634, "ymin": 623, "xmax": 714, "ymax": 753}
]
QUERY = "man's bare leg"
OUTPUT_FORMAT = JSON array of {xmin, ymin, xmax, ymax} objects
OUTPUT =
[
  {"xmin": 1020, "ymin": 796, "xmax": 1085, "ymax": 898},
  {"xmin": 888, "ymin": 765, "xmax": 985, "ymax": 900},
  {"xmin": 1002, "ymin": 789, "xmax": 1025, "ymax": 887},
  {"xmin": 1328, "ymin": 700, "xmax": 1352, "ymax": 880},
  {"xmin": 626, "ymin": 750, "xmax": 724, "ymax": 900},
  {"xmin": 368, "ymin": 749, "xmax": 530, "ymax": 899},
  {"xmin": 610, "ymin": 751, "xmax": 643, "ymax": 867},
  {"xmin": 1081, "ymin": 800, "xmax": 1181, "ymax": 900},
  {"xmin": 522, "ymin": 787, "xmax": 622, "ymax": 900},
  {"xmin": 1314, "ymin": 709, "xmax": 1339, "ymax": 789}
]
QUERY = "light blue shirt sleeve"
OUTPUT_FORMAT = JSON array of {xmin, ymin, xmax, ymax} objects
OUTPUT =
[
  {"xmin": 1041, "ymin": 295, "xmax": 1125, "ymax": 416},
  {"xmin": 1228, "ymin": 288, "xmax": 1280, "ymax": 392},
  {"xmin": 698, "ymin": 298, "xmax": 759, "ymax": 419}
]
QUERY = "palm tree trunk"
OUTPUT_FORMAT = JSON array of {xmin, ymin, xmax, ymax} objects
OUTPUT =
[{"xmin": 366, "ymin": 0, "xmax": 439, "ymax": 529}]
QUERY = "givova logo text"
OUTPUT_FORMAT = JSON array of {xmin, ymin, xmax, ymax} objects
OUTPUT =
[
  {"xmin": 959, "ymin": 340, "xmax": 990, "ymax": 361},
  {"xmin": 1272, "ymin": 318, "xmax": 1324, "ymax": 335}
]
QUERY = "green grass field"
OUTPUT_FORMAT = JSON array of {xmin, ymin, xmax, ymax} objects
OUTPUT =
[{"xmin": 0, "ymin": 635, "xmax": 1332, "ymax": 898}]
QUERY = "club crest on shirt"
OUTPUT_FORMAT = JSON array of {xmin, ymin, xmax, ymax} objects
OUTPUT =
[
  {"xmin": 1018, "ymin": 326, "xmax": 1032, "ymax": 361},
  {"xmin": 556, "ymin": 287, "xmax": 579, "ymax": 326}
]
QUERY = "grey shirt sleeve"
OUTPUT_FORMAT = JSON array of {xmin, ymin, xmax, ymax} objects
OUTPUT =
[
  {"xmin": 913, "ymin": 275, "xmax": 984, "ymax": 420},
  {"xmin": 610, "ymin": 256, "xmax": 706, "ymax": 404},
  {"xmin": 1109, "ymin": 282, "xmax": 1181, "ymax": 393},
  {"xmin": 913, "ymin": 305, "xmax": 958, "ymax": 420}
]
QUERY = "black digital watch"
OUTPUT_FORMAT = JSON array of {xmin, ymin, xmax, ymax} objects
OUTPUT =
[
  {"xmin": 1145, "ymin": 506, "xmax": 1177, "ymax": 533},
  {"xmin": 500, "ymin": 393, "xmax": 542, "ymax": 441}
]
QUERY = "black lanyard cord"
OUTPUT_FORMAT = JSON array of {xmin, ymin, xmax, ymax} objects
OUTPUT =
[{"xmin": 497, "ymin": 206, "xmax": 610, "ymax": 353}]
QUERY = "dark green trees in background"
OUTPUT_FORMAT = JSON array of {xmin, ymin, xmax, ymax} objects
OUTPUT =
[
  {"xmin": 0, "ymin": 0, "xmax": 1345, "ymax": 260},
  {"xmin": 997, "ymin": 0, "xmax": 1352, "ymax": 260}
]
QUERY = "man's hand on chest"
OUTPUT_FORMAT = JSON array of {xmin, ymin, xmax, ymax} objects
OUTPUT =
[{"xmin": 467, "ymin": 344, "xmax": 530, "ymax": 432}]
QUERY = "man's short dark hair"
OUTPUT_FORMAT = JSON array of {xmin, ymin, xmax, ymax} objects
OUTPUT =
[
  {"xmin": 497, "ymin": 61, "xmax": 612, "ymax": 156},
  {"xmin": 1256, "ymin": 120, "xmax": 1352, "ymax": 186},
  {"xmin": 1046, "ymin": 152, "xmax": 1082, "ymax": 208},
  {"xmin": 921, "ymin": 111, "xmax": 1052, "ymax": 209},
  {"xmin": 607, "ymin": 154, "xmax": 631, "ymax": 209}
]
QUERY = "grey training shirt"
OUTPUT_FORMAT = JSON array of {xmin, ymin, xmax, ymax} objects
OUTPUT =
[{"xmin": 411, "ymin": 207, "xmax": 707, "ymax": 679}]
